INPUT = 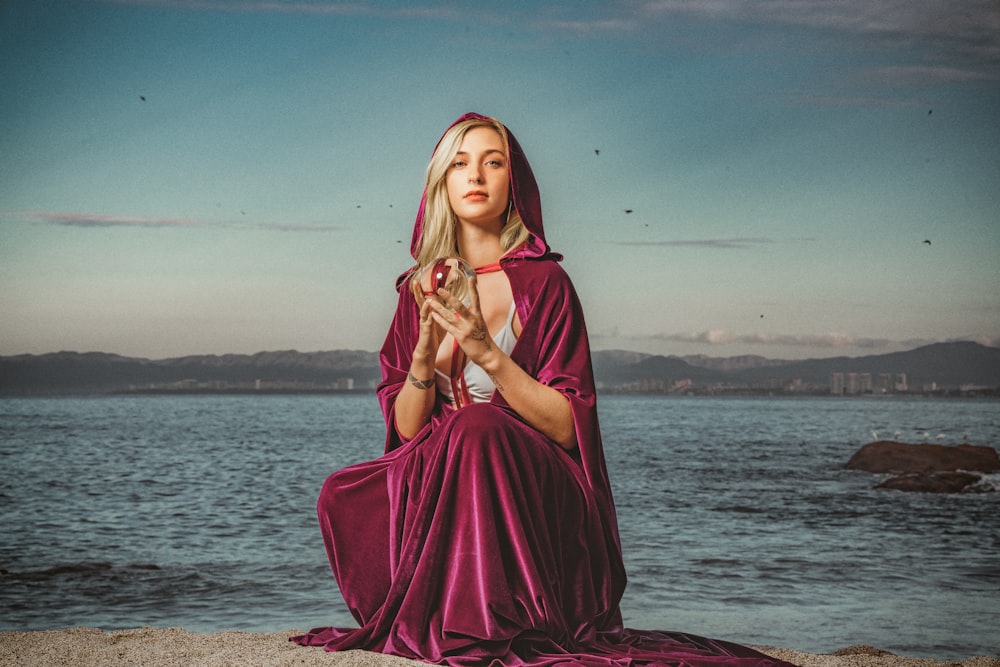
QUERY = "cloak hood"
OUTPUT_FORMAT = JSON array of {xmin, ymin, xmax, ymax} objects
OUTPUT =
[{"xmin": 408, "ymin": 112, "xmax": 556, "ymax": 264}]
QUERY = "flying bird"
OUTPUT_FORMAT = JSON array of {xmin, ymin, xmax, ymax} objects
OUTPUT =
[
  {"xmin": 139, "ymin": 95, "xmax": 146, "ymax": 101},
  {"xmin": 624, "ymin": 209, "xmax": 633, "ymax": 214},
  {"xmin": 594, "ymin": 149, "xmax": 600, "ymax": 156},
  {"xmin": 923, "ymin": 239, "xmax": 932, "ymax": 245}
]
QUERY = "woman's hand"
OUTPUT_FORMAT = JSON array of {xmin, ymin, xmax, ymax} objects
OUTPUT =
[
  {"xmin": 392, "ymin": 288, "xmax": 448, "ymax": 441},
  {"xmin": 427, "ymin": 275, "xmax": 497, "ymax": 368},
  {"xmin": 413, "ymin": 295, "xmax": 445, "ymax": 366},
  {"xmin": 428, "ymin": 274, "xmax": 576, "ymax": 450}
]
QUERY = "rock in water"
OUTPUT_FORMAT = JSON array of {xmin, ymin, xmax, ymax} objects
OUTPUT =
[
  {"xmin": 846, "ymin": 441, "xmax": 1000, "ymax": 474},
  {"xmin": 877, "ymin": 471, "xmax": 983, "ymax": 494}
]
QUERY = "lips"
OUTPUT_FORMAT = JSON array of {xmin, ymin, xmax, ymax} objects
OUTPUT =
[{"xmin": 464, "ymin": 190, "xmax": 488, "ymax": 200}]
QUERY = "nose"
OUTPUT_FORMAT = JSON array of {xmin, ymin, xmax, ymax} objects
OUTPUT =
[{"xmin": 467, "ymin": 164, "xmax": 483, "ymax": 184}]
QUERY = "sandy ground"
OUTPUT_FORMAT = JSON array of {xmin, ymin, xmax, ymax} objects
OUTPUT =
[{"xmin": 0, "ymin": 627, "xmax": 997, "ymax": 667}]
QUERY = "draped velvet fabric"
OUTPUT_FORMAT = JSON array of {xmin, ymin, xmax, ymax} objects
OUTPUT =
[{"xmin": 291, "ymin": 113, "xmax": 795, "ymax": 667}]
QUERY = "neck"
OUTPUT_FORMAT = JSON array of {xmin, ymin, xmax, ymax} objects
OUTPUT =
[{"xmin": 455, "ymin": 221, "xmax": 503, "ymax": 268}]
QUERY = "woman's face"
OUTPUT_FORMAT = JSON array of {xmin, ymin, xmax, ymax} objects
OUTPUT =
[{"xmin": 445, "ymin": 126, "xmax": 510, "ymax": 228}]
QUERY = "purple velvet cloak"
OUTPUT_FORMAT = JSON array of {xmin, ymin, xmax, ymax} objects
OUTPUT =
[{"xmin": 292, "ymin": 113, "xmax": 795, "ymax": 667}]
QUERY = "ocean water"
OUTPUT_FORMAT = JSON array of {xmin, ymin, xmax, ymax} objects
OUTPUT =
[{"xmin": 0, "ymin": 394, "xmax": 997, "ymax": 659}]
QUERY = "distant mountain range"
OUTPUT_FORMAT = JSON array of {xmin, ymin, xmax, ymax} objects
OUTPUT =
[
  {"xmin": 0, "ymin": 350, "xmax": 381, "ymax": 396},
  {"xmin": 591, "ymin": 341, "xmax": 1000, "ymax": 393},
  {"xmin": 1, "ymin": 342, "xmax": 998, "ymax": 396}
]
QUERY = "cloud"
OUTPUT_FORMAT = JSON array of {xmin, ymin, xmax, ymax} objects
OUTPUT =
[
  {"xmin": 259, "ymin": 222, "xmax": 340, "ymax": 232},
  {"xmin": 651, "ymin": 331, "xmax": 909, "ymax": 349},
  {"xmin": 639, "ymin": 0, "xmax": 999, "ymax": 45},
  {"xmin": 93, "ymin": 0, "xmax": 367, "ymax": 14},
  {"xmin": 91, "ymin": 0, "xmax": 459, "ymax": 19},
  {"xmin": 539, "ymin": 18, "xmax": 639, "ymax": 35},
  {"xmin": 637, "ymin": 0, "xmax": 1000, "ymax": 74},
  {"xmin": 13, "ymin": 211, "xmax": 206, "ymax": 228},
  {"xmin": 853, "ymin": 65, "xmax": 998, "ymax": 87},
  {"xmin": 793, "ymin": 94, "xmax": 925, "ymax": 109},
  {"xmin": 613, "ymin": 237, "xmax": 774, "ymax": 249},
  {"xmin": 944, "ymin": 335, "xmax": 1000, "ymax": 348},
  {"xmin": 612, "ymin": 330, "xmax": 1000, "ymax": 350},
  {"xmin": 4, "ymin": 211, "xmax": 338, "ymax": 232}
]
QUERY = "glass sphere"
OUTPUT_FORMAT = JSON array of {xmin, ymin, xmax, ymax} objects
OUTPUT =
[{"xmin": 413, "ymin": 257, "xmax": 475, "ymax": 306}]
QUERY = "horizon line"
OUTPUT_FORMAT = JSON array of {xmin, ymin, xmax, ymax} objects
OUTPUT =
[{"xmin": 2, "ymin": 338, "xmax": 996, "ymax": 363}]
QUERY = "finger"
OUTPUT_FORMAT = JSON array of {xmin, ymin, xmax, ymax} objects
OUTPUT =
[
  {"xmin": 435, "ymin": 305, "xmax": 464, "ymax": 327},
  {"xmin": 410, "ymin": 277, "xmax": 425, "ymax": 306},
  {"xmin": 436, "ymin": 287, "xmax": 469, "ymax": 321},
  {"xmin": 466, "ymin": 275, "xmax": 482, "ymax": 315},
  {"xmin": 421, "ymin": 299, "xmax": 449, "ymax": 336},
  {"xmin": 430, "ymin": 288, "xmax": 464, "ymax": 325},
  {"xmin": 426, "ymin": 294, "xmax": 451, "ymax": 318},
  {"xmin": 419, "ymin": 298, "xmax": 436, "ymax": 323},
  {"xmin": 429, "ymin": 309, "xmax": 454, "ymax": 332},
  {"xmin": 435, "ymin": 286, "xmax": 459, "ymax": 310}
]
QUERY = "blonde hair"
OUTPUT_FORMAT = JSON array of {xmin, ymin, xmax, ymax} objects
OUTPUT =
[{"xmin": 413, "ymin": 117, "xmax": 530, "ymax": 270}]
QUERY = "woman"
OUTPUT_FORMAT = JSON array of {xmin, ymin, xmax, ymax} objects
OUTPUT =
[{"xmin": 292, "ymin": 113, "xmax": 793, "ymax": 666}]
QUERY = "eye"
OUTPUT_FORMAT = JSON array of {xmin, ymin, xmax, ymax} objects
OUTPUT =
[
  {"xmin": 451, "ymin": 160, "xmax": 466, "ymax": 168},
  {"xmin": 486, "ymin": 159, "xmax": 505, "ymax": 168}
]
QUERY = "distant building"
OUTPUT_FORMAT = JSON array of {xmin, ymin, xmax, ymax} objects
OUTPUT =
[
  {"xmin": 832, "ymin": 371, "xmax": 875, "ymax": 395},
  {"xmin": 785, "ymin": 378, "xmax": 806, "ymax": 393}
]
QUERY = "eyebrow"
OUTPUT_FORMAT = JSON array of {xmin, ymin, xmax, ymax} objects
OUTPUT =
[{"xmin": 454, "ymin": 149, "xmax": 505, "ymax": 157}]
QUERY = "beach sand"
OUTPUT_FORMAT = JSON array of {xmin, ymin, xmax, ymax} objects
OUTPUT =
[{"xmin": 1, "ymin": 628, "xmax": 997, "ymax": 667}]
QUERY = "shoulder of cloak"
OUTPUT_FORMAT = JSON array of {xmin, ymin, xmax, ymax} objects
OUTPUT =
[{"xmin": 500, "ymin": 258, "xmax": 593, "ymax": 383}]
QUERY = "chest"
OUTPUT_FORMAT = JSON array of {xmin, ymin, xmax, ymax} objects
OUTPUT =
[{"xmin": 433, "ymin": 270, "xmax": 517, "ymax": 372}]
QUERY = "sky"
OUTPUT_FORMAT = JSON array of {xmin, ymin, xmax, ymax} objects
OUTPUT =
[{"xmin": 1, "ymin": 0, "xmax": 998, "ymax": 361}]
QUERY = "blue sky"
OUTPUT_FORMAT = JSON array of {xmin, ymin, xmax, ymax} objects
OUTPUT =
[{"xmin": 2, "ymin": 0, "xmax": 998, "ymax": 360}]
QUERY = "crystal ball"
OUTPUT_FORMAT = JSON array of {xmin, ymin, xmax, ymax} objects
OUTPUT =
[{"xmin": 413, "ymin": 256, "xmax": 475, "ymax": 306}]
